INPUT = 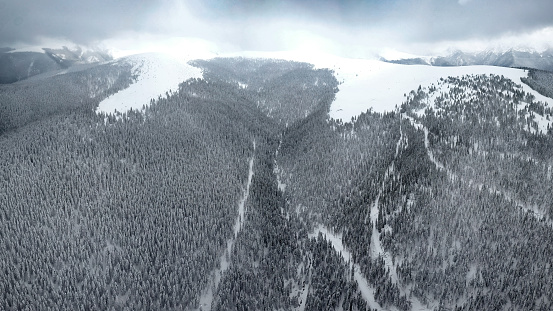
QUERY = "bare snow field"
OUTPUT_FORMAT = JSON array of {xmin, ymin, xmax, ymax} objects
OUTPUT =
[
  {"xmin": 325, "ymin": 61, "xmax": 553, "ymax": 121},
  {"xmin": 96, "ymin": 53, "xmax": 204, "ymax": 115}
]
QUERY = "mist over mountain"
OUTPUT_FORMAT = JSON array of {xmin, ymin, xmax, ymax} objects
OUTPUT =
[
  {"xmin": 382, "ymin": 48, "xmax": 553, "ymax": 72},
  {"xmin": 0, "ymin": 45, "xmax": 112, "ymax": 84}
]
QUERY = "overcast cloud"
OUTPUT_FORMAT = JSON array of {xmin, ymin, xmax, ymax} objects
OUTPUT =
[{"xmin": 1, "ymin": 0, "xmax": 552, "ymax": 56}]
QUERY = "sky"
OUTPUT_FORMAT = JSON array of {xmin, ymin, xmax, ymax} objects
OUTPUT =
[{"xmin": 1, "ymin": 0, "xmax": 552, "ymax": 58}]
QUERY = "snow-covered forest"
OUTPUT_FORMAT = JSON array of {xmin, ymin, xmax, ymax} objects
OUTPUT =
[{"xmin": 1, "ymin": 55, "xmax": 553, "ymax": 311}]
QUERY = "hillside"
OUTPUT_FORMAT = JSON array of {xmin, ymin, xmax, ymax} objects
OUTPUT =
[
  {"xmin": 96, "ymin": 53, "xmax": 203, "ymax": 115},
  {"xmin": 1, "ymin": 54, "xmax": 553, "ymax": 310},
  {"xmin": 0, "ymin": 58, "xmax": 136, "ymax": 134},
  {"xmin": 327, "ymin": 61, "xmax": 552, "ymax": 122}
]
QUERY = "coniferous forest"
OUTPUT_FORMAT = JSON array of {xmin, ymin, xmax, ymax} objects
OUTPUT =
[{"xmin": 1, "ymin": 56, "xmax": 553, "ymax": 311}]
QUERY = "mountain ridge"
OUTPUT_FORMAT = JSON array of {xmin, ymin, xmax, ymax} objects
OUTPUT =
[
  {"xmin": 0, "ymin": 45, "xmax": 112, "ymax": 84},
  {"xmin": 381, "ymin": 48, "xmax": 553, "ymax": 72}
]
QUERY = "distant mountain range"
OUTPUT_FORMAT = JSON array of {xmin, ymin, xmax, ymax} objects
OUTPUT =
[
  {"xmin": 3, "ymin": 46, "xmax": 552, "ymax": 85},
  {"xmin": 0, "ymin": 46, "xmax": 112, "ymax": 84},
  {"xmin": 381, "ymin": 49, "xmax": 553, "ymax": 72}
]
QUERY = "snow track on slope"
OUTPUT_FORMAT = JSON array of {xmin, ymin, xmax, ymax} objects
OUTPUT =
[
  {"xmin": 309, "ymin": 226, "xmax": 384, "ymax": 311},
  {"xmin": 405, "ymin": 115, "xmax": 552, "ymax": 227},
  {"xmin": 96, "ymin": 53, "xmax": 203, "ymax": 115},
  {"xmin": 370, "ymin": 123, "xmax": 434, "ymax": 311},
  {"xmin": 196, "ymin": 141, "xmax": 255, "ymax": 311},
  {"xmin": 307, "ymin": 122, "xmax": 433, "ymax": 311}
]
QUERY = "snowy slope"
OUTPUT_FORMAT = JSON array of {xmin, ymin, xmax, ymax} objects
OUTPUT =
[
  {"xmin": 414, "ymin": 75, "xmax": 553, "ymax": 134},
  {"xmin": 197, "ymin": 142, "xmax": 255, "ymax": 311},
  {"xmin": 94, "ymin": 49, "xmax": 552, "ymax": 124},
  {"xmin": 309, "ymin": 225, "xmax": 384, "ymax": 311},
  {"xmin": 326, "ymin": 61, "xmax": 553, "ymax": 121},
  {"xmin": 96, "ymin": 53, "xmax": 204, "ymax": 115},
  {"xmin": 224, "ymin": 51, "xmax": 551, "ymax": 123}
]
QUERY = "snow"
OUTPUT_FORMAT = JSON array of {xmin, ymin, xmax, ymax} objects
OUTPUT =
[
  {"xmin": 405, "ymin": 114, "xmax": 553, "ymax": 227},
  {"xmin": 289, "ymin": 261, "xmax": 311, "ymax": 311},
  {"xmin": 423, "ymin": 127, "xmax": 446, "ymax": 172},
  {"xmin": 466, "ymin": 264, "xmax": 478, "ymax": 284},
  {"xmin": 369, "ymin": 197, "xmax": 385, "ymax": 261},
  {"xmin": 96, "ymin": 53, "xmax": 203, "ymax": 115},
  {"xmin": 274, "ymin": 139, "xmax": 287, "ymax": 193},
  {"xmin": 87, "ymin": 55, "xmax": 100, "ymax": 63},
  {"xmin": 273, "ymin": 160, "xmax": 287, "ymax": 194},
  {"xmin": 297, "ymin": 280, "xmax": 309, "ymax": 311},
  {"xmin": 533, "ymin": 113, "xmax": 551, "ymax": 134},
  {"xmin": 227, "ymin": 51, "xmax": 552, "ymax": 122},
  {"xmin": 99, "ymin": 49, "xmax": 552, "ymax": 125},
  {"xmin": 326, "ymin": 62, "xmax": 553, "ymax": 121},
  {"xmin": 365, "ymin": 124, "xmax": 436, "ymax": 311},
  {"xmin": 196, "ymin": 141, "xmax": 255, "ymax": 311},
  {"xmin": 378, "ymin": 48, "xmax": 429, "ymax": 62},
  {"xmin": 309, "ymin": 226, "xmax": 352, "ymax": 265},
  {"xmin": 234, "ymin": 143, "xmax": 255, "ymax": 237},
  {"xmin": 27, "ymin": 61, "xmax": 35, "ymax": 77},
  {"xmin": 309, "ymin": 225, "xmax": 384, "ymax": 311}
]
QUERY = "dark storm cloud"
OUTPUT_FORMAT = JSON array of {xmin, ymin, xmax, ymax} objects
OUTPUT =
[
  {"xmin": 390, "ymin": 0, "xmax": 553, "ymax": 43},
  {"xmin": 194, "ymin": 0, "xmax": 553, "ymax": 53},
  {"xmin": 197, "ymin": 0, "xmax": 553, "ymax": 42},
  {"xmin": 0, "ymin": 0, "xmax": 158, "ymax": 46},
  {"xmin": 1, "ymin": 0, "xmax": 552, "ymax": 51}
]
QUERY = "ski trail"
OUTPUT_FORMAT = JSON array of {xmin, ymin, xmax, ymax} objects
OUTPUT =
[
  {"xmin": 274, "ymin": 141, "xmax": 290, "ymax": 220},
  {"xmin": 369, "ymin": 121, "xmax": 404, "ymax": 284},
  {"xmin": 403, "ymin": 114, "xmax": 448, "ymax": 175},
  {"xmin": 371, "ymin": 194, "xmax": 431, "ymax": 311},
  {"xmin": 234, "ymin": 150, "xmax": 255, "ymax": 236},
  {"xmin": 368, "ymin": 119, "xmax": 434, "ymax": 311},
  {"xmin": 423, "ymin": 127, "xmax": 445, "ymax": 172},
  {"xmin": 309, "ymin": 226, "xmax": 384, "ymax": 311},
  {"xmin": 295, "ymin": 258, "xmax": 312, "ymax": 311},
  {"xmin": 369, "ymin": 195, "xmax": 396, "ymax": 285},
  {"xmin": 406, "ymin": 114, "xmax": 551, "ymax": 226},
  {"xmin": 395, "ymin": 122, "xmax": 404, "ymax": 157},
  {"xmin": 274, "ymin": 138, "xmax": 287, "ymax": 193},
  {"xmin": 196, "ymin": 140, "xmax": 255, "ymax": 311}
]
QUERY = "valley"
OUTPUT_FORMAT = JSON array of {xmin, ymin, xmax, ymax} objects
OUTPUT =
[{"xmin": 1, "ymin": 52, "xmax": 553, "ymax": 311}]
